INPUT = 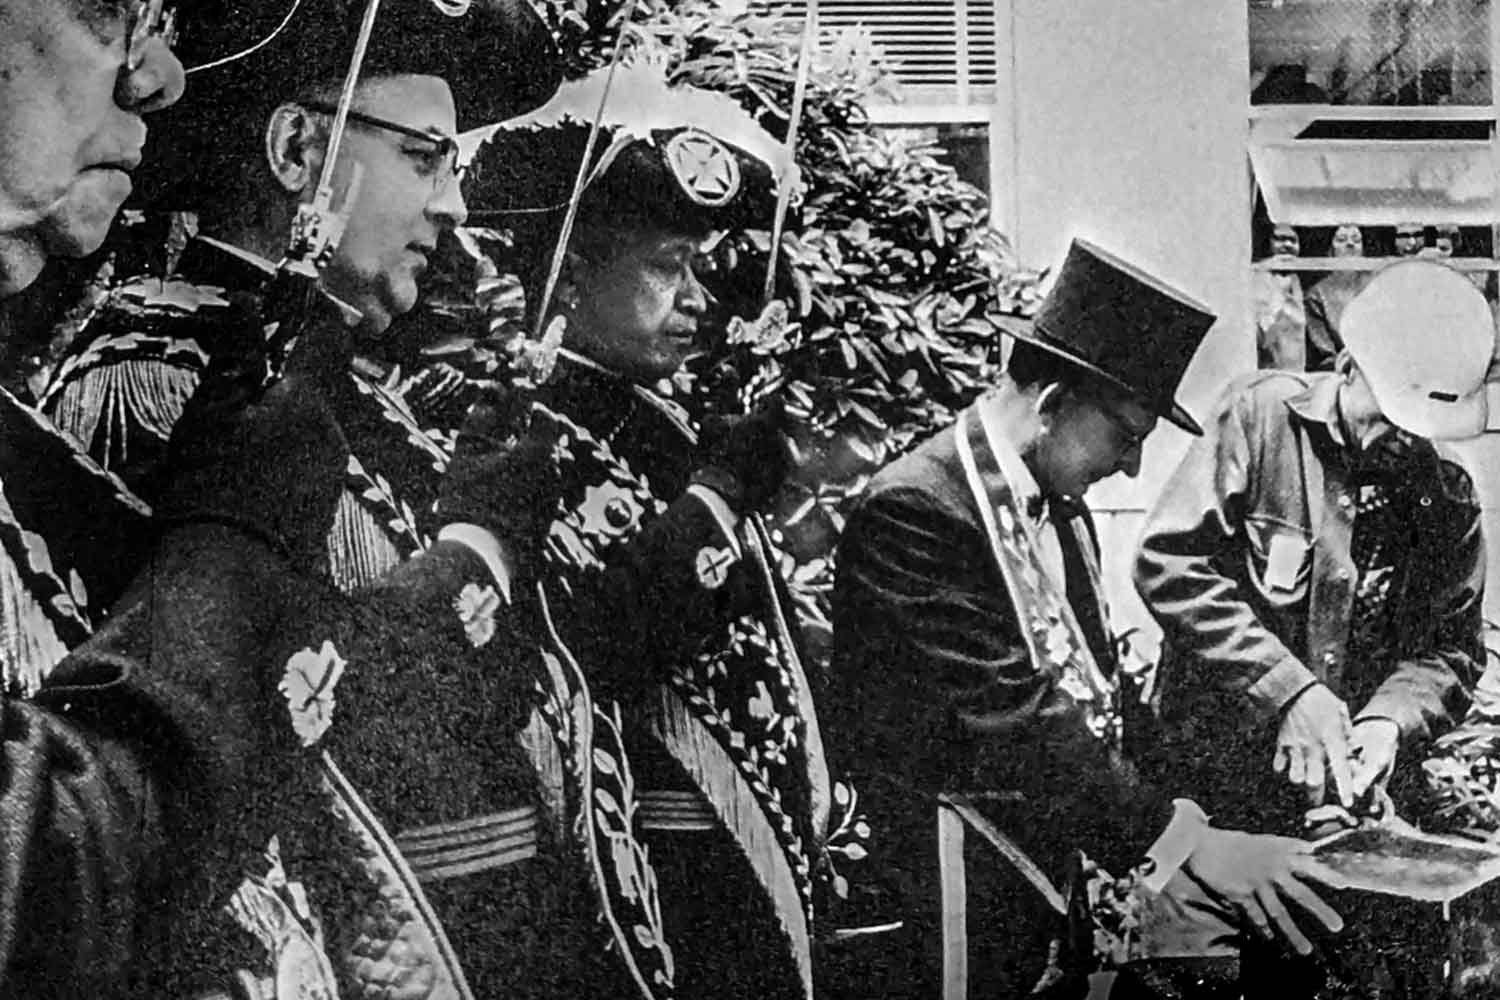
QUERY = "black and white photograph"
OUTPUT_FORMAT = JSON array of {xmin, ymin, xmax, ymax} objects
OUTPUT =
[{"xmin": 3, "ymin": 0, "xmax": 1500, "ymax": 997}]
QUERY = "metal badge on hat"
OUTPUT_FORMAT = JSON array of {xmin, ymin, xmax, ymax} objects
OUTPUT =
[{"xmin": 665, "ymin": 129, "xmax": 742, "ymax": 207}]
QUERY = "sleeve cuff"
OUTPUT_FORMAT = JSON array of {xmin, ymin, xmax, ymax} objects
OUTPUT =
[
  {"xmin": 1354, "ymin": 696, "xmax": 1424, "ymax": 742},
  {"xmin": 1246, "ymin": 655, "xmax": 1319, "ymax": 720},
  {"xmin": 1139, "ymin": 798, "xmax": 1210, "ymax": 894},
  {"xmin": 436, "ymin": 523, "xmax": 513, "ymax": 601},
  {"xmin": 685, "ymin": 484, "xmax": 743, "ymax": 558}
]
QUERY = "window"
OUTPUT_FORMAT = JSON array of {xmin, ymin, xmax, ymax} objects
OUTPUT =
[
  {"xmin": 877, "ymin": 123, "xmax": 992, "ymax": 195},
  {"xmin": 757, "ymin": 0, "xmax": 998, "ymax": 110},
  {"xmin": 1246, "ymin": 1, "xmax": 1500, "ymax": 373},
  {"xmin": 1250, "ymin": 0, "xmax": 1491, "ymax": 106}
]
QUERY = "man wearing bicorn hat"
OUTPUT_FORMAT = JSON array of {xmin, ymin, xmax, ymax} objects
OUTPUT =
[
  {"xmin": 1136, "ymin": 260, "xmax": 1491, "ymax": 841},
  {"xmin": 463, "ymin": 63, "xmax": 837, "ymax": 1000},
  {"xmin": 826, "ymin": 240, "xmax": 1344, "ymax": 998},
  {"xmin": 0, "ymin": 1, "xmax": 650, "ymax": 997}
]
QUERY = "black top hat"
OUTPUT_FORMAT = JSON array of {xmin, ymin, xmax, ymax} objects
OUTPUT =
[
  {"xmin": 136, "ymin": 0, "xmax": 560, "ymax": 210},
  {"xmin": 996, "ymin": 240, "xmax": 1215, "ymax": 435}
]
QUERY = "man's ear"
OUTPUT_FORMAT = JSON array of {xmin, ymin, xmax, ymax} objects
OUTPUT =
[
  {"xmin": 1035, "ymin": 381, "xmax": 1068, "ymax": 419},
  {"xmin": 264, "ymin": 104, "xmax": 324, "ymax": 195}
]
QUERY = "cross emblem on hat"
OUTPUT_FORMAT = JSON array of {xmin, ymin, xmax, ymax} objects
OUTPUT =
[{"xmin": 666, "ymin": 130, "xmax": 742, "ymax": 207}]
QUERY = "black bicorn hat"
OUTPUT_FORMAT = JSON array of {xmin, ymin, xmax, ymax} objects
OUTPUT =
[
  {"xmin": 136, "ymin": 0, "xmax": 561, "ymax": 208},
  {"xmin": 460, "ymin": 63, "xmax": 794, "ymax": 236},
  {"xmin": 996, "ymin": 239, "xmax": 1216, "ymax": 435}
]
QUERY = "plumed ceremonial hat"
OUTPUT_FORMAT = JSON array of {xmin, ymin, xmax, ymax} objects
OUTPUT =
[
  {"xmin": 136, "ymin": 0, "xmax": 560, "ymax": 208},
  {"xmin": 996, "ymin": 239, "xmax": 1216, "ymax": 435},
  {"xmin": 460, "ymin": 62, "xmax": 795, "ymax": 236}
]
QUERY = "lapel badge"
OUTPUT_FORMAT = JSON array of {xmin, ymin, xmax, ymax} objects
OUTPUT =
[
  {"xmin": 695, "ymin": 544, "xmax": 737, "ymax": 590},
  {"xmin": 666, "ymin": 130, "xmax": 741, "ymax": 207}
]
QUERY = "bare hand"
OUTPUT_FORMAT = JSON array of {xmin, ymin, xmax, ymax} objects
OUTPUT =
[
  {"xmin": 1348, "ymin": 717, "xmax": 1399, "ymax": 802},
  {"xmin": 1275, "ymin": 683, "xmax": 1354, "ymax": 808},
  {"xmin": 1185, "ymin": 827, "xmax": 1344, "ymax": 955}
]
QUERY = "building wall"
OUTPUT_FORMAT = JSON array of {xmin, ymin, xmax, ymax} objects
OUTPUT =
[{"xmin": 995, "ymin": 0, "xmax": 1253, "ymax": 648}]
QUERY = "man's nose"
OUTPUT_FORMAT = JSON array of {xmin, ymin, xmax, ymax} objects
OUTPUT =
[
  {"xmin": 429, "ymin": 173, "xmax": 469, "ymax": 230},
  {"xmin": 678, "ymin": 266, "xmax": 708, "ymax": 316},
  {"xmin": 1118, "ymin": 441, "xmax": 1143, "ymax": 479},
  {"xmin": 116, "ymin": 37, "xmax": 185, "ymax": 114}
]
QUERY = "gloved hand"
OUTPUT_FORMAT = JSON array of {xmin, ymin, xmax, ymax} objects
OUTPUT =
[
  {"xmin": 435, "ymin": 390, "xmax": 558, "ymax": 569},
  {"xmin": 692, "ymin": 399, "xmax": 791, "ymax": 514}
]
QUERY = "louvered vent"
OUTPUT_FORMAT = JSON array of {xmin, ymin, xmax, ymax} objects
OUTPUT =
[{"xmin": 757, "ymin": 0, "xmax": 998, "ymax": 104}]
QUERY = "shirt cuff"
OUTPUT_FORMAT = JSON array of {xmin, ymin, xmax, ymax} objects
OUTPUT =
[
  {"xmin": 1246, "ymin": 655, "xmax": 1320, "ymax": 721},
  {"xmin": 1139, "ymin": 799, "xmax": 1210, "ymax": 894},
  {"xmin": 436, "ymin": 523, "xmax": 513, "ymax": 601}
]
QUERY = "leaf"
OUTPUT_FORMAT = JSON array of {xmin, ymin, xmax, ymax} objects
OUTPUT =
[{"xmin": 592, "ymin": 747, "xmax": 620, "ymax": 775}]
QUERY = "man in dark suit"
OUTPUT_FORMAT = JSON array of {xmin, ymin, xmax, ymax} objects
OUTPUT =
[{"xmin": 826, "ymin": 240, "xmax": 1344, "ymax": 998}]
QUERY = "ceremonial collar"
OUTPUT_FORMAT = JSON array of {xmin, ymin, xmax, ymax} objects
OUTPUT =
[
  {"xmin": 552, "ymin": 349, "xmax": 698, "ymax": 446},
  {"xmin": 978, "ymin": 399, "xmax": 1050, "ymax": 523}
]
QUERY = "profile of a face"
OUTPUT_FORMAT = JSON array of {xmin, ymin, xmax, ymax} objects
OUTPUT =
[
  {"xmin": 0, "ymin": 0, "xmax": 185, "ymax": 296},
  {"xmin": 563, "ymin": 226, "xmax": 712, "ymax": 383},
  {"xmin": 294, "ymin": 75, "xmax": 468, "ymax": 335},
  {"xmin": 1331, "ymin": 225, "xmax": 1364, "ymax": 258},
  {"xmin": 1033, "ymin": 385, "xmax": 1157, "ymax": 499},
  {"xmin": 1270, "ymin": 225, "xmax": 1300, "ymax": 258}
]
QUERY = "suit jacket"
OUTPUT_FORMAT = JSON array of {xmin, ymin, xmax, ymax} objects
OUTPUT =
[{"xmin": 827, "ymin": 400, "xmax": 1171, "ymax": 994}]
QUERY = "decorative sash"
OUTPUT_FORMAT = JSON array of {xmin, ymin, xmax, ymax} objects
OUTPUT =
[{"xmin": 952, "ymin": 406, "xmax": 1123, "ymax": 750}]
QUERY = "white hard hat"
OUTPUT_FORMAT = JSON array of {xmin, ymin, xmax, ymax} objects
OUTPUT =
[{"xmin": 1340, "ymin": 259, "xmax": 1495, "ymax": 441}]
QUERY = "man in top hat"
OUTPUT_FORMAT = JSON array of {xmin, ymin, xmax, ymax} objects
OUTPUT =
[
  {"xmin": 462, "ymin": 64, "xmax": 838, "ymax": 1000},
  {"xmin": 826, "ymin": 239, "xmax": 1344, "ymax": 999},
  {"xmin": 1135, "ymin": 260, "xmax": 1490, "ymax": 837}
]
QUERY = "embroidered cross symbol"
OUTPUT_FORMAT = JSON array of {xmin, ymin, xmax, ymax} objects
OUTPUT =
[
  {"xmin": 667, "ymin": 130, "xmax": 741, "ymax": 207},
  {"xmin": 695, "ymin": 545, "xmax": 737, "ymax": 589}
]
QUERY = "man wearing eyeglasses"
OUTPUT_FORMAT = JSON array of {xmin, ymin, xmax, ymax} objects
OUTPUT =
[
  {"xmin": 0, "ymin": 1, "xmax": 667, "ymax": 997},
  {"xmin": 825, "ymin": 240, "xmax": 1345, "ymax": 999},
  {"xmin": 0, "ymin": 0, "xmax": 183, "ymax": 296}
]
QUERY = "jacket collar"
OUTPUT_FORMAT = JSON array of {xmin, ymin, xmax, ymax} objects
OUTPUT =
[{"xmin": 1284, "ymin": 372, "xmax": 1350, "ymax": 450}]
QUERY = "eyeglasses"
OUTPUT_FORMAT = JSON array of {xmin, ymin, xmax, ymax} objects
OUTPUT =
[
  {"xmin": 125, "ymin": 0, "xmax": 179, "ymax": 71},
  {"xmin": 1094, "ymin": 399, "xmax": 1155, "ymax": 450},
  {"xmin": 301, "ymin": 101, "xmax": 464, "ymax": 190}
]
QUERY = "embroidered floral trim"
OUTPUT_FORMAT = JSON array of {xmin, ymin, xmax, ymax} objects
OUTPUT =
[
  {"xmin": 454, "ymin": 582, "xmax": 500, "ymax": 648},
  {"xmin": 224, "ymin": 835, "xmax": 340, "ymax": 1000},
  {"xmin": 346, "ymin": 453, "xmax": 428, "ymax": 553},
  {"xmin": 280, "ymin": 641, "xmax": 347, "ymax": 747},
  {"xmin": 994, "ymin": 497, "xmax": 1124, "ymax": 746}
]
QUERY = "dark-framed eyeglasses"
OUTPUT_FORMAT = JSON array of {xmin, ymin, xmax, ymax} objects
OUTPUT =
[
  {"xmin": 125, "ymin": 0, "xmax": 179, "ymax": 71},
  {"xmin": 300, "ymin": 101, "xmax": 464, "ymax": 189},
  {"xmin": 1094, "ymin": 398, "xmax": 1156, "ymax": 450}
]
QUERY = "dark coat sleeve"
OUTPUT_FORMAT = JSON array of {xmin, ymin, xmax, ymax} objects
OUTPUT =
[
  {"xmin": 558, "ymin": 487, "xmax": 749, "ymax": 686},
  {"xmin": 1357, "ymin": 471, "xmax": 1486, "ymax": 742},
  {"xmin": 0, "ymin": 518, "xmax": 315, "ymax": 999},
  {"xmin": 1132, "ymin": 386, "xmax": 1318, "ymax": 721}
]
